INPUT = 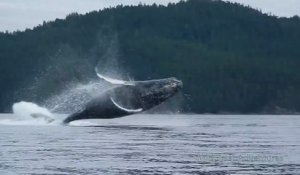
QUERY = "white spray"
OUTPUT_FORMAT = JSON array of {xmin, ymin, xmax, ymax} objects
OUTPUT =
[{"xmin": 0, "ymin": 101, "xmax": 60, "ymax": 125}]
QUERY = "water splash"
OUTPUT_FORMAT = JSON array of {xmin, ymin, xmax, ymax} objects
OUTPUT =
[
  {"xmin": 0, "ymin": 101, "xmax": 62, "ymax": 126},
  {"xmin": 0, "ymin": 75, "xmax": 119, "ymax": 126},
  {"xmin": 13, "ymin": 101, "xmax": 52, "ymax": 118},
  {"xmin": 43, "ymin": 81, "xmax": 111, "ymax": 114}
]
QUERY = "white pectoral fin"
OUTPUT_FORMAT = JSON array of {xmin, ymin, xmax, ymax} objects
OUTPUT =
[
  {"xmin": 110, "ymin": 97, "xmax": 143, "ymax": 113},
  {"xmin": 96, "ymin": 73, "xmax": 135, "ymax": 86}
]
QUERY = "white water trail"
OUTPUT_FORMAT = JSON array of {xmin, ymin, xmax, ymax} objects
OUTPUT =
[
  {"xmin": 12, "ymin": 101, "xmax": 53, "ymax": 119},
  {"xmin": 0, "ymin": 101, "xmax": 63, "ymax": 126}
]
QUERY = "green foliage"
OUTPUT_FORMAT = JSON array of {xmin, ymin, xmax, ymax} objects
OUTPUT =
[{"xmin": 1, "ymin": 0, "xmax": 300, "ymax": 113}]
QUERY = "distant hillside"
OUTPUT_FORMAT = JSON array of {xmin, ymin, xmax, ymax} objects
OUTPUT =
[{"xmin": 1, "ymin": 0, "xmax": 300, "ymax": 113}]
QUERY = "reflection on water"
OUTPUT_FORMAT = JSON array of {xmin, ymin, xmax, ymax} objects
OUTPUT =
[{"xmin": 0, "ymin": 114, "xmax": 299, "ymax": 174}]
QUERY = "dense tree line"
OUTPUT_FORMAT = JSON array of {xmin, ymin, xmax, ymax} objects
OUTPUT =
[{"xmin": 1, "ymin": 0, "xmax": 300, "ymax": 113}]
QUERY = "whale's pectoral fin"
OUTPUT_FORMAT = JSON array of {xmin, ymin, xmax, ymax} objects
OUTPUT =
[
  {"xmin": 96, "ymin": 72, "xmax": 135, "ymax": 86},
  {"xmin": 110, "ymin": 97, "xmax": 143, "ymax": 113}
]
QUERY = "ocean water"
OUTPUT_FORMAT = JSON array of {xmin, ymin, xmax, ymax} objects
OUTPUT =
[{"xmin": 0, "ymin": 114, "xmax": 299, "ymax": 175}]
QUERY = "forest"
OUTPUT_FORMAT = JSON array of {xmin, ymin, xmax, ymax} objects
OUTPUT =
[{"xmin": 1, "ymin": 0, "xmax": 300, "ymax": 114}]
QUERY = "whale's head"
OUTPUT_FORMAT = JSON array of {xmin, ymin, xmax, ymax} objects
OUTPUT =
[
  {"xmin": 136, "ymin": 77, "xmax": 183, "ymax": 109},
  {"xmin": 110, "ymin": 77, "xmax": 183, "ymax": 112}
]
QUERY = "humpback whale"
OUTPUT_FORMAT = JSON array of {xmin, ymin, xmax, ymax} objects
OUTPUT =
[{"xmin": 63, "ymin": 77, "xmax": 183, "ymax": 124}]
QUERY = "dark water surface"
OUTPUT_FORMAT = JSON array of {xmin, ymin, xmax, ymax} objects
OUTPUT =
[{"xmin": 0, "ymin": 114, "xmax": 299, "ymax": 175}]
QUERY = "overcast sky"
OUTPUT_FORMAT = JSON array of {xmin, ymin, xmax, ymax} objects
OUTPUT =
[{"xmin": 0, "ymin": 0, "xmax": 300, "ymax": 32}]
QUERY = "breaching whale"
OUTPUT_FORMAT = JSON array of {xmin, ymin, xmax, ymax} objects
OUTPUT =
[{"xmin": 62, "ymin": 76, "xmax": 183, "ymax": 124}]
